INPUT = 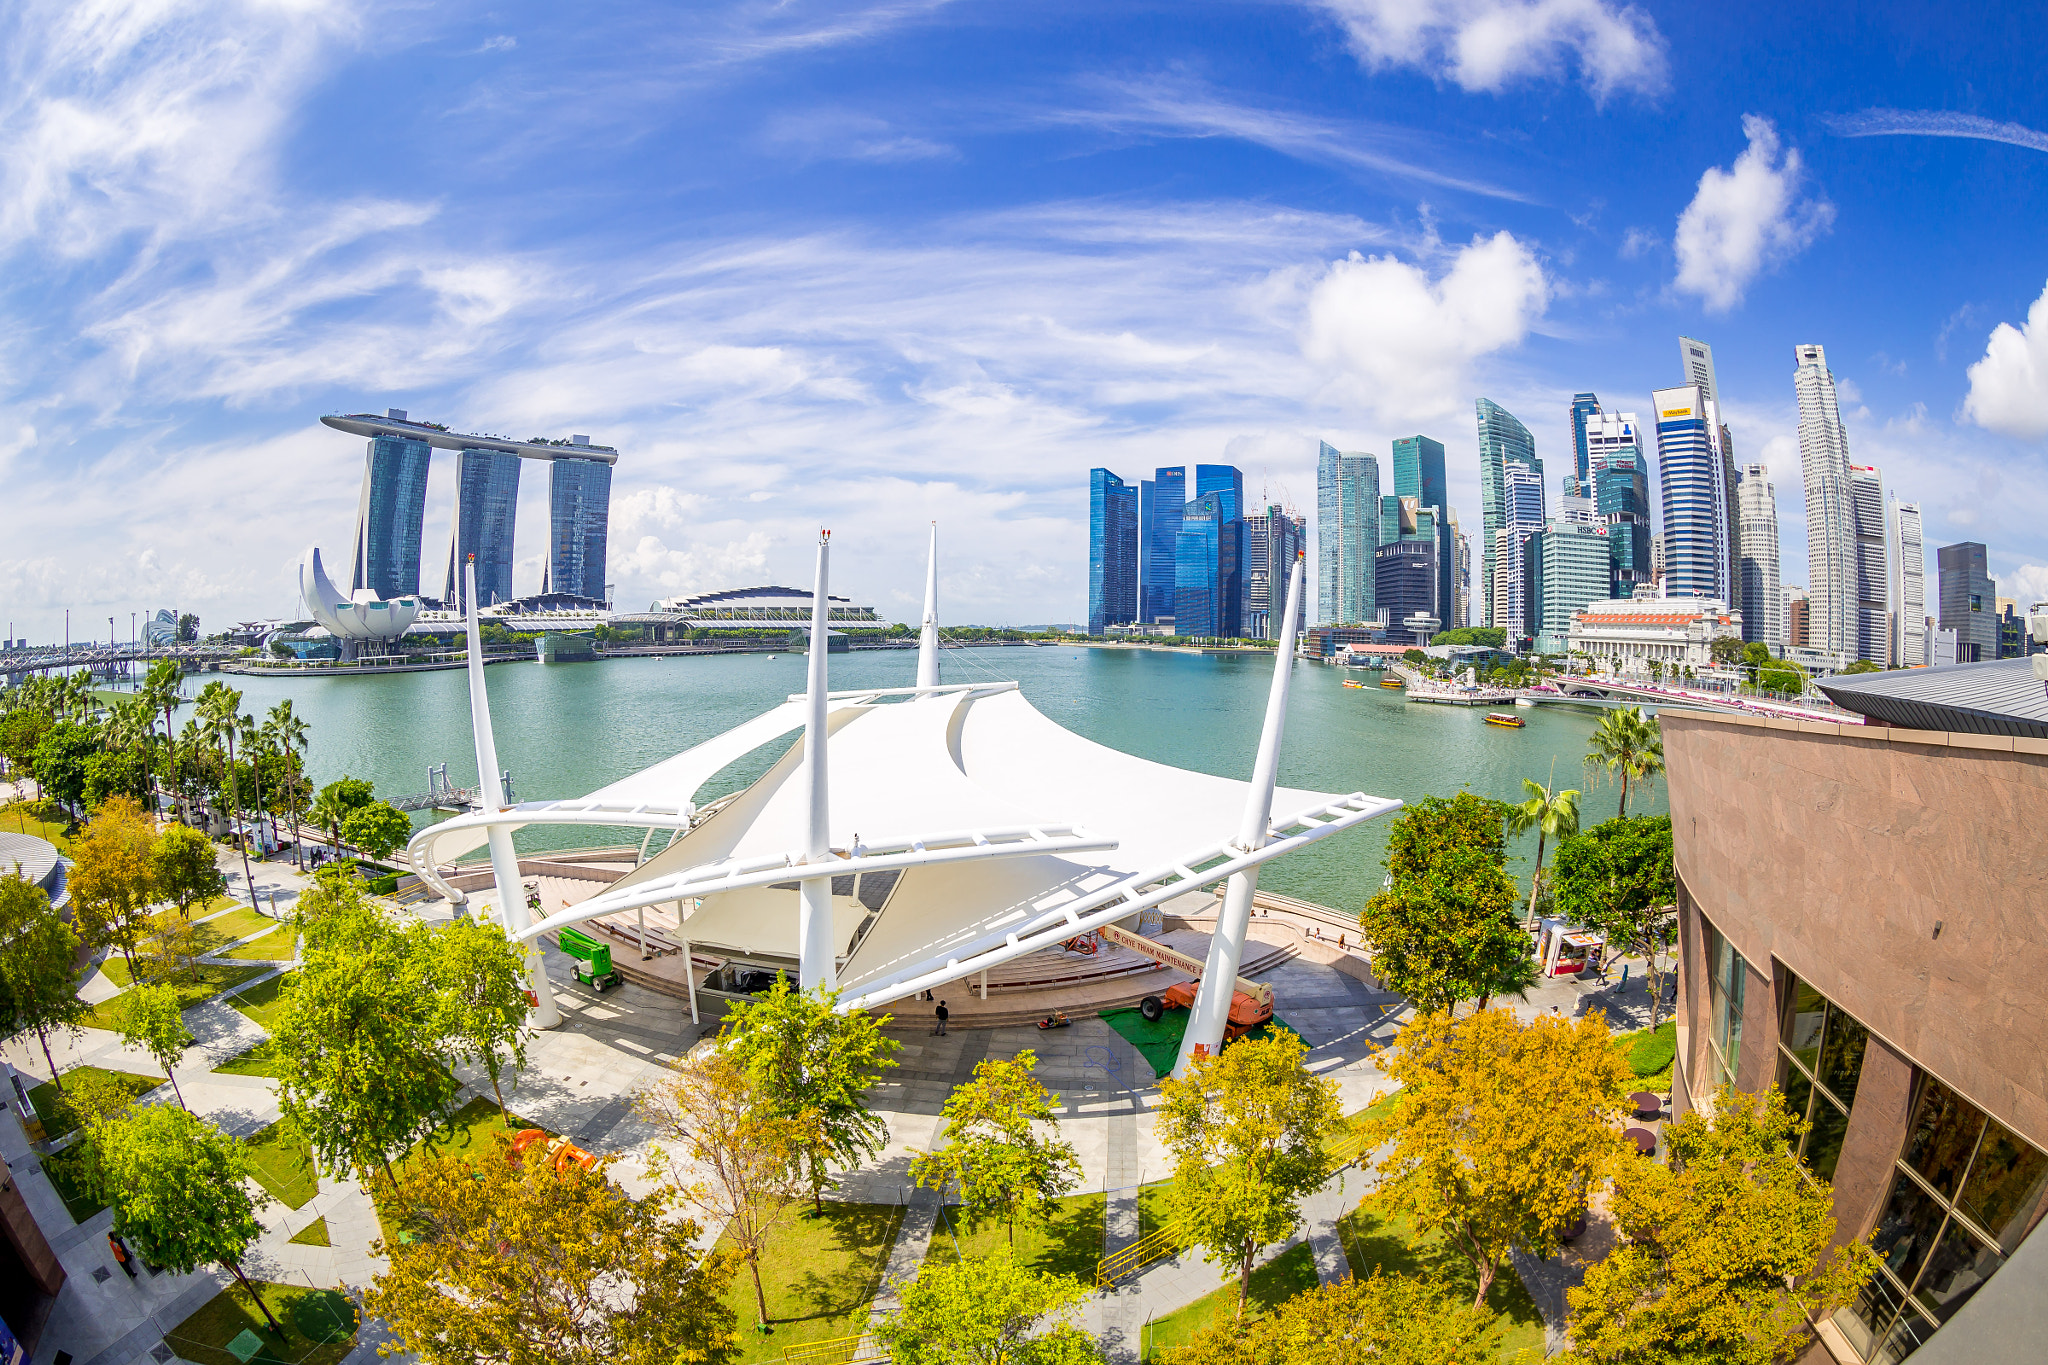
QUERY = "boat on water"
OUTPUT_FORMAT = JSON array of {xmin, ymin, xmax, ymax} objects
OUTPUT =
[
  {"xmin": 1485, "ymin": 712, "xmax": 1526, "ymax": 728},
  {"xmin": 1379, "ymin": 679, "xmax": 1404, "ymax": 689},
  {"xmin": 1342, "ymin": 679, "xmax": 1367, "ymax": 689}
]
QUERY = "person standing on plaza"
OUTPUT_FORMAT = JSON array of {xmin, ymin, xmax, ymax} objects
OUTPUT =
[{"xmin": 934, "ymin": 1000, "xmax": 949, "ymax": 1036}]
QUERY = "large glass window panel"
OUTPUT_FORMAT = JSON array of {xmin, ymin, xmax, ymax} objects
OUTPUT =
[
  {"xmin": 1873, "ymin": 1303, "xmax": 1939, "ymax": 1365},
  {"xmin": 1911, "ymin": 1218, "xmax": 2003, "ymax": 1324},
  {"xmin": 1805, "ymin": 1095, "xmax": 1851, "ymax": 1183},
  {"xmin": 1815, "ymin": 1009, "xmax": 1870, "ymax": 1109},
  {"xmin": 1779, "ymin": 1060, "xmax": 1816, "ymax": 1138},
  {"xmin": 1782, "ymin": 975, "xmax": 1828, "ymax": 1073},
  {"xmin": 1837, "ymin": 1272, "xmax": 1910, "ymax": 1360},
  {"xmin": 1957, "ymin": 1119, "xmax": 2048, "ymax": 1248},
  {"xmin": 1903, "ymin": 1080, "xmax": 1987, "ymax": 1202},
  {"xmin": 1869, "ymin": 1175, "xmax": 1948, "ymax": 1289}
]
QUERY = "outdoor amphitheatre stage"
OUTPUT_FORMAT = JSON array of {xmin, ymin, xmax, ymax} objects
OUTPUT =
[{"xmin": 405, "ymin": 531, "xmax": 1397, "ymax": 1065}]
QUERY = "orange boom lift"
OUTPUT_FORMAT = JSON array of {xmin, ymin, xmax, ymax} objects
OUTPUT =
[{"xmin": 1097, "ymin": 923, "xmax": 1275, "ymax": 1042}]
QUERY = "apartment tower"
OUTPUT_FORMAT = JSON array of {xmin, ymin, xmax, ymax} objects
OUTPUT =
[
  {"xmin": 1794, "ymin": 344, "xmax": 1859, "ymax": 658},
  {"xmin": 1735, "ymin": 465, "xmax": 1783, "ymax": 650}
]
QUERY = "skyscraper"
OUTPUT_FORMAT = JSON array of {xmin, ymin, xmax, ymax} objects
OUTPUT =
[
  {"xmin": 1524, "ymin": 521, "xmax": 1613, "ymax": 655},
  {"xmin": 445, "ymin": 447, "xmax": 523, "ymax": 611},
  {"xmin": 1393, "ymin": 435, "xmax": 1453, "ymax": 627},
  {"xmin": 1087, "ymin": 468, "xmax": 1139, "ymax": 634},
  {"xmin": 1241, "ymin": 504, "xmax": 1307, "ymax": 639},
  {"xmin": 1375, "ymin": 537, "xmax": 1439, "ymax": 642},
  {"xmin": 352, "ymin": 430, "xmax": 433, "ymax": 599},
  {"xmin": 1175, "ymin": 490, "xmax": 1240, "ymax": 638},
  {"xmin": 1892, "ymin": 498, "xmax": 1926, "ymax": 666},
  {"xmin": 1448, "ymin": 507, "xmax": 1470, "ymax": 629},
  {"xmin": 1794, "ymin": 344, "xmax": 1858, "ymax": 658},
  {"xmin": 547, "ymin": 457, "xmax": 614, "ymax": 602},
  {"xmin": 1735, "ymin": 464, "xmax": 1782, "ymax": 650},
  {"xmin": 1140, "ymin": 467, "xmax": 1186, "ymax": 624},
  {"xmin": 1679, "ymin": 337, "xmax": 1742, "ymax": 606},
  {"xmin": 1587, "ymin": 411, "xmax": 1653, "ymax": 598},
  {"xmin": 1193, "ymin": 464, "xmax": 1243, "ymax": 524},
  {"xmin": 1784, "ymin": 585, "xmax": 1810, "ymax": 648},
  {"xmin": 1850, "ymin": 465, "xmax": 1889, "ymax": 663},
  {"xmin": 1936, "ymin": 542, "xmax": 1998, "ymax": 663},
  {"xmin": 1651, "ymin": 384, "xmax": 1735, "ymax": 602},
  {"xmin": 1476, "ymin": 398, "xmax": 1540, "ymax": 629},
  {"xmin": 1569, "ymin": 392, "xmax": 1602, "ymax": 494},
  {"xmin": 1314, "ymin": 443, "xmax": 1379, "ymax": 624},
  {"xmin": 1491, "ymin": 461, "xmax": 1545, "ymax": 639}
]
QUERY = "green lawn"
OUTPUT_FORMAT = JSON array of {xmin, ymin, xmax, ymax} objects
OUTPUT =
[
  {"xmin": 222, "ymin": 926, "xmax": 295, "ymax": 961},
  {"xmin": 925, "ymin": 1191, "xmax": 1106, "ymax": 1283},
  {"xmin": 27, "ymin": 1065, "xmax": 161, "ymax": 1139},
  {"xmin": 226, "ymin": 970, "xmax": 299, "ymax": 1031},
  {"xmin": 214, "ymin": 1040, "xmax": 288, "ymax": 1079},
  {"xmin": 721, "ymin": 1201, "xmax": 904, "ymax": 1362},
  {"xmin": 1101, "ymin": 1007, "xmax": 1305, "ymax": 1079},
  {"xmin": 1140, "ymin": 1241, "xmax": 1322, "ymax": 1360},
  {"xmin": 83, "ymin": 961, "xmax": 270, "ymax": 1028},
  {"xmin": 1611, "ymin": 1018, "xmax": 1677, "ymax": 1091},
  {"xmin": 245, "ymin": 1121, "xmax": 322, "ymax": 1209},
  {"xmin": 191, "ymin": 905, "xmax": 281, "ymax": 946},
  {"xmin": 0, "ymin": 804, "xmax": 73, "ymax": 852},
  {"xmin": 1336, "ymin": 1196, "xmax": 1546, "ymax": 1359},
  {"xmin": 393, "ymin": 1095, "xmax": 529, "ymax": 1181},
  {"xmin": 289, "ymin": 1217, "xmax": 331, "ymax": 1247},
  {"xmin": 39, "ymin": 1150, "xmax": 106, "ymax": 1223},
  {"xmin": 163, "ymin": 1281, "xmax": 357, "ymax": 1365}
]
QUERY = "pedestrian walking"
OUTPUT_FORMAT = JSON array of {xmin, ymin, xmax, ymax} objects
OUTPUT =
[
  {"xmin": 108, "ymin": 1232, "xmax": 137, "ymax": 1279},
  {"xmin": 934, "ymin": 1000, "xmax": 949, "ymax": 1036}
]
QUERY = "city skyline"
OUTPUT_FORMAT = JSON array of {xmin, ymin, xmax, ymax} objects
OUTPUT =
[{"xmin": 4, "ymin": 2, "xmax": 2048, "ymax": 639}]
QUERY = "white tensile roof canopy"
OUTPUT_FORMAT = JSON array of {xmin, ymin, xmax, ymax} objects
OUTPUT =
[{"xmin": 409, "ymin": 530, "xmax": 1397, "ymax": 1030}]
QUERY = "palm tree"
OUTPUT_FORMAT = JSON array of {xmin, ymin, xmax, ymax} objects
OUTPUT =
[
  {"xmin": 1507, "ymin": 769, "xmax": 1581, "ymax": 924},
  {"xmin": 265, "ymin": 701, "xmax": 310, "ymax": 869},
  {"xmin": 1586, "ymin": 706, "xmax": 1665, "ymax": 817},
  {"xmin": 238, "ymin": 712, "xmax": 270, "ymax": 857},
  {"xmin": 137, "ymin": 659, "xmax": 185, "ymax": 808},
  {"xmin": 196, "ymin": 682, "xmax": 257, "ymax": 907}
]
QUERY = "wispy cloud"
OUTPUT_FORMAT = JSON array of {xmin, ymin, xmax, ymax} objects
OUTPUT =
[
  {"xmin": 1826, "ymin": 108, "xmax": 2048, "ymax": 155},
  {"xmin": 1309, "ymin": 0, "xmax": 1669, "ymax": 105},
  {"xmin": 1056, "ymin": 75, "xmax": 1534, "ymax": 203}
]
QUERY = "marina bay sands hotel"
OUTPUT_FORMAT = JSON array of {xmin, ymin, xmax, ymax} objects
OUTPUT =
[{"xmin": 321, "ymin": 410, "xmax": 619, "ymax": 610}]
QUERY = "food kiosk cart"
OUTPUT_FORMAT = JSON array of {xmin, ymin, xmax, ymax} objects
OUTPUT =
[{"xmin": 1533, "ymin": 917, "xmax": 1607, "ymax": 977}]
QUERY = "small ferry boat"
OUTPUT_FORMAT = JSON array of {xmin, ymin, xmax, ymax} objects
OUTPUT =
[
  {"xmin": 1342, "ymin": 679, "xmax": 1367, "ymax": 689},
  {"xmin": 1379, "ymin": 678, "xmax": 1404, "ymax": 689},
  {"xmin": 1484, "ymin": 712, "xmax": 1526, "ymax": 728}
]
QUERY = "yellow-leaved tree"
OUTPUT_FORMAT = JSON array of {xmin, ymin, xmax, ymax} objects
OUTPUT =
[
  {"xmin": 365, "ymin": 1142, "xmax": 739, "ymax": 1365},
  {"xmin": 68, "ymin": 795, "xmax": 159, "ymax": 971},
  {"xmin": 1559, "ymin": 1084, "xmax": 1876, "ymax": 1365},
  {"xmin": 1164, "ymin": 1270, "xmax": 1538, "ymax": 1365},
  {"xmin": 1364, "ymin": 1007, "xmax": 1634, "ymax": 1309}
]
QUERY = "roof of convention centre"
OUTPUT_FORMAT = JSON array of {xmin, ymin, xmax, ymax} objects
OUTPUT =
[{"xmin": 1818, "ymin": 657, "xmax": 2048, "ymax": 739}]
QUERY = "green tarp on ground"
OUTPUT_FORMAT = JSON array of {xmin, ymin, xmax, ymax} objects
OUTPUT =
[{"xmin": 1100, "ymin": 1006, "xmax": 1303, "ymax": 1079}]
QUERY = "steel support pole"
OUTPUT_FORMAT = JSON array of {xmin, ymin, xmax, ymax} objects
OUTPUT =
[
  {"xmin": 465, "ymin": 560, "xmax": 560, "ymax": 1030},
  {"xmin": 797, "ymin": 533, "xmax": 838, "ymax": 992},
  {"xmin": 916, "ymin": 522, "xmax": 941, "ymax": 691},
  {"xmin": 678, "ymin": 900, "xmax": 699, "ymax": 1025},
  {"xmin": 1173, "ymin": 555, "xmax": 1306, "ymax": 1077}
]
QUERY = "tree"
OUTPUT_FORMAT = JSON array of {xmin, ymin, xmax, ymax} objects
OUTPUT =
[
  {"xmin": 0, "ymin": 709, "xmax": 53, "ymax": 794},
  {"xmin": 912, "ymin": 1050, "xmax": 1081, "ymax": 1246},
  {"xmin": 83, "ymin": 745, "xmax": 152, "ymax": 810},
  {"xmin": 1708, "ymin": 635, "xmax": 1744, "ymax": 666},
  {"xmin": 365, "ymin": 1141, "xmax": 736, "ymax": 1365},
  {"xmin": 1560, "ymin": 1084, "xmax": 1877, "ymax": 1365},
  {"xmin": 341, "ymin": 800, "xmax": 412, "ymax": 861},
  {"xmin": 1155, "ymin": 1030, "xmax": 1341, "ymax": 1314},
  {"xmin": 1739, "ymin": 642, "xmax": 1772, "ymax": 689},
  {"xmin": 718, "ymin": 975, "xmax": 900, "ymax": 1213},
  {"xmin": 1550, "ymin": 816, "xmax": 1677, "ymax": 1025},
  {"xmin": 1402, "ymin": 647, "xmax": 1426, "ymax": 664},
  {"xmin": 31, "ymin": 720, "xmax": 99, "ymax": 819},
  {"xmin": 272, "ymin": 911, "xmax": 459, "ymax": 1182},
  {"xmin": 309, "ymin": 775, "xmax": 376, "ymax": 854},
  {"xmin": 151, "ymin": 822, "xmax": 226, "ymax": 918},
  {"xmin": 432, "ymin": 915, "xmax": 531, "ymax": 1123},
  {"xmin": 196, "ymin": 681, "xmax": 258, "ymax": 905},
  {"xmin": 264, "ymin": 701, "xmax": 310, "ymax": 867},
  {"xmin": 112, "ymin": 983, "xmax": 196, "ymax": 1107},
  {"xmin": 88, "ymin": 1102, "xmax": 284, "ymax": 1333},
  {"xmin": 1359, "ymin": 796, "xmax": 1528, "ymax": 1016},
  {"xmin": 176, "ymin": 612, "xmax": 199, "ymax": 643},
  {"xmin": 0, "ymin": 872, "xmax": 89, "ymax": 1090},
  {"xmin": 635, "ymin": 1047, "xmax": 807, "ymax": 1325},
  {"xmin": 1841, "ymin": 658, "xmax": 1881, "ymax": 674},
  {"xmin": 1506, "ymin": 772, "xmax": 1580, "ymax": 924},
  {"xmin": 1163, "ymin": 1270, "xmax": 1522, "ymax": 1365},
  {"xmin": 1585, "ymin": 706, "xmax": 1664, "ymax": 817},
  {"xmin": 1429, "ymin": 627, "xmax": 1506, "ymax": 649},
  {"xmin": 137, "ymin": 659, "xmax": 186, "ymax": 802},
  {"xmin": 1364, "ymin": 1007, "xmax": 1633, "ymax": 1309},
  {"xmin": 874, "ymin": 1253, "xmax": 1096, "ymax": 1365},
  {"xmin": 1757, "ymin": 663, "xmax": 1803, "ymax": 695},
  {"xmin": 68, "ymin": 795, "xmax": 158, "ymax": 971}
]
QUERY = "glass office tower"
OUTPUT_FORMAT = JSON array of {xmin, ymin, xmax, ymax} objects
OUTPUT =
[
  {"xmin": 351, "ymin": 432, "xmax": 433, "ymax": 598},
  {"xmin": 1088, "ymin": 468, "xmax": 1139, "ymax": 635},
  {"xmin": 446, "ymin": 447, "xmax": 523, "ymax": 610},
  {"xmin": 1569, "ymin": 392, "xmax": 1602, "ymax": 494},
  {"xmin": 548, "ymin": 457, "xmax": 614, "ymax": 602},
  {"xmin": 1652, "ymin": 385, "xmax": 1736, "ymax": 603},
  {"xmin": 1476, "ymin": 398, "xmax": 1540, "ymax": 630},
  {"xmin": 1140, "ymin": 467, "xmax": 1186, "ymax": 624},
  {"xmin": 1393, "ymin": 434, "xmax": 1451, "ymax": 626},
  {"xmin": 1588, "ymin": 412, "xmax": 1653, "ymax": 598},
  {"xmin": 1315, "ymin": 442, "xmax": 1380, "ymax": 625},
  {"xmin": 1175, "ymin": 491, "xmax": 1240, "ymax": 638}
]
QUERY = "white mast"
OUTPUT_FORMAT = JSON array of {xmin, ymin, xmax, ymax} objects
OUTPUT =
[
  {"xmin": 1173, "ymin": 553, "xmax": 1304, "ymax": 1075},
  {"xmin": 916, "ymin": 521, "xmax": 940, "ymax": 691},
  {"xmin": 463, "ymin": 557, "xmax": 560, "ymax": 1029},
  {"xmin": 798, "ymin": 531, "xmax": 838, "ymax": 990}
]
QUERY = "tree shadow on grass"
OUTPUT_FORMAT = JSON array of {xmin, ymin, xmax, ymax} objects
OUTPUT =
[
  {"xmin": 1339, "ymin": 1199, "xmax": 1545, "ymax": 1340},
  {"xmin": 773, "ymin": 1202, "xmax": 902, "ymax": 1326}
]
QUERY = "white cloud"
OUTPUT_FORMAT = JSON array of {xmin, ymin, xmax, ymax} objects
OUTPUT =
[
  {"xmin": 1312, "ymin": 0, "xmax": 1668, "ymax": 104},
  {"xmin": 1301, "ymin": 231, "xmax": 1549, "ymax": 423},
  {"xmin": 1826, "ymin": 108, "xmax": 2048, "ymax": 156},
  {"xmin": 1618, "ymin": 226, "xmax": 1658, "ymax": 259},
  {"xmin": 1672, "ymin": 116, "xmax": 1834, "ymax": 313},
  {"xmin": 1963, "ymin": 280, "xmax": 2048, "ymax": 439},
  {"xmin": 475, "ymin": 34, "xmax": 516, "ymax": 54},
  {"xmin": 2005, "ymin": 565, "xmax": 2048, "ymax": 609}
]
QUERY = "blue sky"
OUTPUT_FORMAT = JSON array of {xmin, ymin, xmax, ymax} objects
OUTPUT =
[{"xmin": 6, "ymin": 0, "xmax": 2048, "ymax": 638}]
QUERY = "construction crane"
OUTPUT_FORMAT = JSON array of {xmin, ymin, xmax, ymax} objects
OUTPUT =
[{"xmin": 1098, "ymin": 923, "xmax": 1275, "ymax": 1043}]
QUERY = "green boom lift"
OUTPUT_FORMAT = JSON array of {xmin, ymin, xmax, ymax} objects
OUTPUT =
[{"xmin": 558, "ymin": 927, "xmax": 623, "ymax": 992}]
